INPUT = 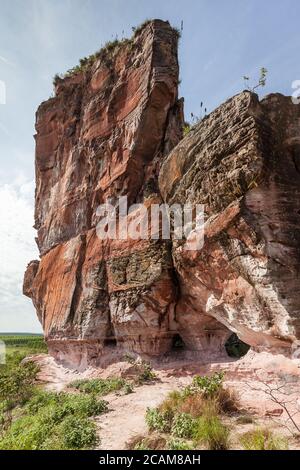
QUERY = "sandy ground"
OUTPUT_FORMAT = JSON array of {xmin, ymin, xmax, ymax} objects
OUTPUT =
[{"xmin": 29, "ymin": 351, "xmax": 300, "ymax": 449}]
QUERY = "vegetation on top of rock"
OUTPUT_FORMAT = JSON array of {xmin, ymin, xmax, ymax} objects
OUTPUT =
[
  {"xmin": 53, "ymin": 19, "xmax": 181, "ymax": 86},
  {"xmin": 53, "ymin": 37, "xmax": 133, "ymax": 85},
  {"xmin": 243, "ymin": 67, "xmax": 268, "ymax": 92},
  {"xmin": 132, "ymin": 18, "xmax": 181, "ymax": 40},
  {"xmin": 131, "ymin": 19, "xmax": 152, "ymax": 35},
  {"xmin": 182, "ymin": 102, "xmax": 207, "ymax": 135}
]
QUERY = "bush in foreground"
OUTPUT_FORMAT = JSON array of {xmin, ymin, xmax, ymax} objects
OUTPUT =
[
  {"xmin": 0, "ymin": 389, "xmax": 107, "ymax": 450},
  {"xmin": 240, "ymin": 428, "xmax": 288, "ymax": 450},
  {"xmin": 194, "ymin": 414, "xmax": 230, "ymax": 450}
]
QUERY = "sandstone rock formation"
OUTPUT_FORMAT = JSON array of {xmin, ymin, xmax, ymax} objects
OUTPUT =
[
  {"xmin": 159, "ymin": 91, "xmax": 300, "ymax": 354},
  {"xmin": 24, "ymin": 19, "xmax": 300, "ymax": 367},
  {"xmin": 24, "ymin": 20, "xmax": 183, "ymax": 366}
]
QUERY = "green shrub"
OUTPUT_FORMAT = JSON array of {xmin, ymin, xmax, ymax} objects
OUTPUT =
[
  {"xmin": 0, "ymin": 337, "xmax": 105, "ymax": 450},
  {"xmin": 0, "ymin": 390, "xmax": 106, "ymax": 450},
  {"xmin": 191, "ymin": 372, "xmax": 224, "ymax": 398},
  {"xmin": 0, "ymin": 413, "xmax": 98, "ymax": 450},
  {"xmin": 137, "ymin": 361, "xmax": 156, "ymax": 383},
  {"xmin": 0, "ymin": 413, "xmax": 52, "ymax": 450},
  {"xmin": 167, "ymin": 437, "xmax": 194, "ymax": 450},
  {"xmin": 123, "ymin": 382, "xmax": 134, "ymax": 394},
  {"xmin": 70, "ymin": 377, "xmax": 126, "ymax": 396},
  {"xmin": 171, "ymin": 413, "xmax": 197, "ymax": 438},
  {"xmin": 240, "ymin": 428, "xmax": 288, "ymax": 450},
  {"xmin": 27, "ymin": 390, "xmax": 108, "ymax": 418},
  {"xmin": 183, "ymin": 123, "xmax": 191, "ymax": 136},
  {"xmin": 145, "ymin": 408, "xmax": 172, "ymax": 433},
  {"xmin": 0, "ymin": 360, "xmax": 39, "ymax": 409},
  {"xmin": 60, "ymin": 416, "xmax": 97, "ymax": 449}
]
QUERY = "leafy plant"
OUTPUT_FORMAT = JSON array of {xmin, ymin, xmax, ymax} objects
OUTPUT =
[
  {"xmin": 171, "ymin": 413, "xmax": 197, "ymax": 438},
  {"xmin": 123, "ymin": 382, "xmax": 134, "ymax": 394},
  {"xmin": 0, "ymin": 389, "xmax": 107, "ymax": 450},
  {"xmin": 137, "ymin": 361, "xmax": 156, "ymax": 384},
  {"xmin": 0, "ymin": 360, "xmax": 39, "ymax": 410},
  {"xmin": 183, "ymin": 122, "xmax": 191, "ymax": 136},
  {"xmin": 134, "ymin": 439, "xmax": 150, "ymax": 450},
  {"xmin": 167, "ymin": 437, "xmax": 194, "ymax": 450},
  {"xmin": 59, "ymin": 415, "xmax": 97, "ymax": 449},
  {"xmin": 191, "ymin": 372, "xmax": 224, "ymax": 398},
  {"xmin": 145, "ymin": 408, "xmax": 172, "ymax": 433},
  {"xmin": 243, "ymin": 67, "xmax": 268, "ymax": 92},
  {"xmin": 70, "ymin": 377, "xmax": 127, "ymax": 396},
  {"xmin": 53, "ymin": 74, "xmax": 62, "ymax": 86}
]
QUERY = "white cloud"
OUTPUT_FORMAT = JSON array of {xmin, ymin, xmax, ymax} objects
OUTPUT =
[{"xmin": 0, "ymin": 178, "xmax": 41, "ymax": 332}]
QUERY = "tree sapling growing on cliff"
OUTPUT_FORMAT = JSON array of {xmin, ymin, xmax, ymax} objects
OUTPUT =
[{"xmin": 243, "ymin": 67, "xmax": 268, "ymax": 92}]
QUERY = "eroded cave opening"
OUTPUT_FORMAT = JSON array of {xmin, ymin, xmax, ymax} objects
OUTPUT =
[
  {"xmin": 171, "ymin": 333, "xmax": 186, "ymax": 351},
  {"xmin": 104, "ymin": 337, "xmax": 117, "ymax": 347},
  {"xmin": 225, "ymin": 333, "xmax": 250, "ymax": 358}
]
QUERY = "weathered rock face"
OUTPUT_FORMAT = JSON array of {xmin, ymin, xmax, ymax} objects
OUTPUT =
[
  {"xmin": 24, "ymin": 19, "xmax": 300, "ymax": 367},
  {"xmin": 24, "ymin": 20, "xmax": 183, "ymax": 366},
  {"xmin": 159, "ymin": 91, "xmax": 300, "ymax": 354}
]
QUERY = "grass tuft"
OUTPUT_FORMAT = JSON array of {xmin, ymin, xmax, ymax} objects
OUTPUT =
[{"xmin": 240, "ymin": 428, "xmax": 288, "ymax": 450}]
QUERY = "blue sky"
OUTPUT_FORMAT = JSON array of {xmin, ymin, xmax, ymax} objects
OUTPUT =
[{"xmin": 0, "ymin": 0, "xmax": 299, "ymax": 332}]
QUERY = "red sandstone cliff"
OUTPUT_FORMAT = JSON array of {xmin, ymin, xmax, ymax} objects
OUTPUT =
[
  {"xmin": 24, "ymin": 20, "xmax": 183, "ymax": 366},
  {"xmin": 24, "ymin": 19, "xmax": 300, "ymax": 367},
  {"xmin": 159, "ymin": 91, "xmax": 300, "ymax": 354}
]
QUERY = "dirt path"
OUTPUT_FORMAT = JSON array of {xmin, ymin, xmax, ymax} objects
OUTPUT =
[{"xmin": 95, "ymin": 378, "xmax": 183, "ymax": 450}]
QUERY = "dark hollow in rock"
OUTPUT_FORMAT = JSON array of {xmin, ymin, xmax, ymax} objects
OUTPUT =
[
  {"xmin": 225, "ymin": 333, "xmax": 250, "ymax": 358},
  {"xmin": 171, "ymin": 333, "xmax": 186, "ymax": 350}
]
